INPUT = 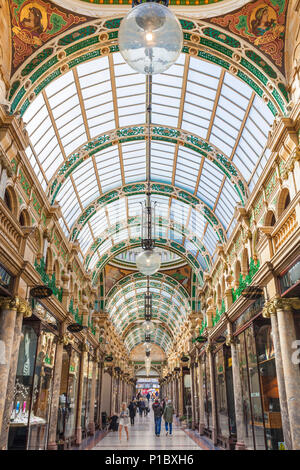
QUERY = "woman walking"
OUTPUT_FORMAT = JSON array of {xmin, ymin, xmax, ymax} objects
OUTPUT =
[
  {"xmin": 119, "ymin": 402, "xmax": 129, "ymax": 441},
  {"xmin": 163, "ymin": 400, "xmax": 174, "ymax": 436}
]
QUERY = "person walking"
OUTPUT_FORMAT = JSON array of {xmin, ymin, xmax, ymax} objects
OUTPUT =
[
  {"xmin": 152, "ymin": 398, "xmax": 163, "ymax": 437},
  {"xmin": 119, "ymin": 402, "xmax": 129, "ymax": 441},
  {"xmin": 128, "ymin": 399, "xmax": 136, "ymax": 426},
  {"xmin": 163, "ymin": 399, "xmax": 174, "ymax": 436}
]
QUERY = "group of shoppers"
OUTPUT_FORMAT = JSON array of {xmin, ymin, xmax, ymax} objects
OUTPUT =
[
  {"xmin": 118, "ymin": 395, "xmax": 174, "ymax": 441},
  {"xmin": 152, "ymin": 398, "xmax": 174, "ymax": 437}
]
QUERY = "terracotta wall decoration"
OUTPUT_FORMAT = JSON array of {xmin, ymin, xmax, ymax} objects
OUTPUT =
[
  {"xmin": 10, "ymin": 0, "xmax": 91, "ymax": 74},
  {"xmin": 209, "ymin": 0, "xmax": 287, "ymax": 73}
]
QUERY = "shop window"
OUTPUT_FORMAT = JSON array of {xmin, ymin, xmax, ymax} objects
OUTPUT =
[
  {"xmin": 202, "ymin": 355, "xmax": 212, "ymax": 434},
  {"xmin": 214, "ymin": 347, "xmax": 230, "ymax": 439},
  {"xmin": 279, "ymin": 260, "xmax": 300, "ymax": 294},
  {"xmin": 255, "ymin": 318, "xmax": 285, "ymax": 450},
  {"xmin": 8, "ymin": 324, "xmax": 57, "ymax": 450},
  {"xmin": 57, "ymin": 347, "xmax": 80, "ymax": 447},
  {"xmin": 81, "ymin": 353, "xmax": 93, "ymax": 438}
]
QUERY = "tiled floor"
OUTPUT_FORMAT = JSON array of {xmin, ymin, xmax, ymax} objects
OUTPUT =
[{"xmin": 93, "ymin": 409, "xmax": 202, "ymax": 450}]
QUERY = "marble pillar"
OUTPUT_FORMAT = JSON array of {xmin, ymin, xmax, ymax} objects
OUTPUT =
[
  {"xmin": 0, "ymin": 303, "xmax": 31, "ymax": 449},
  {"xmin": 275, "ymin": 297, "xmax": 300, "ymax": 449},
  {"xmin": 198, "ymin": 357, "xmax": 205, "ymax": 435},
  {"xmin": 190, "ymin": 364, "xmax": 196, "ymax": 430},
  {"xmin": 97, "ymin": 362, "xmax": 104, "ymax": 428},
  {"xmin": 47, "ymin": 330, "xmax": 65, "ymax": 450},
  {"xmin": 75, "ymin": 348, "xmax": 87, "ymax": 445},
  {"xmin": 88, "ymin": 359, "xmax": 97, "ymax": 435},
  {"xmin": 0, "ymin": 297, "xmax": 19, "ymax": 436},
  {"xmin": 178, "ymin": 371, "xmax": 184, "ymax": 417},
  {"xmin": 228, "ymin": 332, "xmax": 246, "ymax": 450},
  {"xmin": 207, "ymin": 345, "xmax": 218, "ymax": 445},
  {"xmin": 262, "ymin": 303, "xmax": 292, "ymax": 450}
]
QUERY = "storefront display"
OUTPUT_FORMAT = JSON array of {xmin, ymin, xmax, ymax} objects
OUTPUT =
[
  {"xmin": 8, "ymin": 302, "xmax": 59, "ymax": 450},
  {"xmin": 201, "ymin": 354, "xmax": 212, "ymax": 437},
  {"xmin": 81, "ymin": 349, "xmax": 93, "ymax": 438},
  {"xmin": 233, "ymin": 306, "xmax": 284, "ymax": 450},
  {"xmin": 56, "ymin": 345, "xmax": 80, "ymax": 447},
  {"xmin": 214, "ymin": 345, "xmax": 236, "ymax": 445}
]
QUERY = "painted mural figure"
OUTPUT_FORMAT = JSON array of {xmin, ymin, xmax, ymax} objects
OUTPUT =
[
  {"xmin": 249, "ymin": 4, "xmax": 284, "ymax": 47},
  {"xmin": 20, "ymin": 6, "xmax": 44, "ymax": 34},
  {"xmin": 251, "ymin": 6, "xmax": 276, "ymax": 36}
]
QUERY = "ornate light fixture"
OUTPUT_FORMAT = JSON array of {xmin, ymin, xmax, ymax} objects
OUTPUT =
[
  {"xmin": 135, "ymin": 70, "xmax": 161, "ymax": 275},
  {"xmin": 118, "ymin": 0, "xmax": 183, "ymax": 75}
]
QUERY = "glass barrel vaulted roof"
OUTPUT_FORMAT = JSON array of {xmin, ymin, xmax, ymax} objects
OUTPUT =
[{"xmin": 22, "ymin": 51, "xmax": 275, "ymax": 352}]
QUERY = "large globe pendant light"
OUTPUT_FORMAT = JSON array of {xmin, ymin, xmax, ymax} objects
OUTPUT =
[
  {"xmin": 118, "ymin": 2, "xmax": 183, "ymax": 75},
  {"xmin": 142, "ymin": 319, "xmax": 155, "ymax": 334},
  {"xmin": 136, "ymin": 249, "xmax": 161, "ymax": 276}
]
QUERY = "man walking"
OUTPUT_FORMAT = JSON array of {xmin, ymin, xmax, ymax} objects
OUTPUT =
[{"xmin": 152, "ymin": 398, "xmax": 163, "ymax": 437}]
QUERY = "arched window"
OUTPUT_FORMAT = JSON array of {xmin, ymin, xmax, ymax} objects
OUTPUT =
[
  {"xmin": 278, "ymin": 188, "xmax": 291, "ymax": 217},
  {"xmin": 4, "ymin": 189, "xmax": 12, "ymax": 211},
  {"xmin": 19, "ymin": 209, "xmax": 30, "ymax": 227},
  {"xmin": 265, "ymin": 210, "xmax": 276, "ymax": 227}
]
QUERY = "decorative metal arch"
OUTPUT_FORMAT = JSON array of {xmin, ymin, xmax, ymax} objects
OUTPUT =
[
  {"xmin": 85, "ymin": 216, "xmax": 212, "ymax": 271},
  {"xmin": 108, "ymin": 280, "xmax": 190, "ymax": 331},
  {"xmin": 47, "ymin": 125, "xmax": 248, "ymax": 206},
  {"xmin": 106, "ymin": 272, "xmax": 191, "ymax": 304},
  {"xmin": 108, "ymin": 284, "xmax": 190, "ymax": 323},
  {"xmin": 8, "ymin": 16, "xmax": 289, "ymax": 118},
  {"xmin": 91, "ymin": 238, "xmax": 205, "ymax": 286},
  {"xmin": 124, "ymin": 323, "xmax": 172, "ymax": 352},
  {"xmin": 69, "ymin": 183, "xmax": 227, "ymax": 245}
]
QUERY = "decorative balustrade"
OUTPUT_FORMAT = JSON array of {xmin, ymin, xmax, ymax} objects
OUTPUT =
[{"xmin": 273, "ymin": 209, "xmax": 298, "ymax": 252}]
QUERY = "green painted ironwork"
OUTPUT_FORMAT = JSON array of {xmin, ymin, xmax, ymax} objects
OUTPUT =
[
  {"xmin": 212, "ymin": 299, "xmax": 225, "ymax": 326},
  {"xmin": 231, "ymin": 258, "xmax": 260, "ymax": 303},
  {"xmin": 34, "ymin": 258, "xmax": 63, "ymax": 302},
  {"xmin": 68, "ymin": 297, "xmax": 83, "ymax": 325}
]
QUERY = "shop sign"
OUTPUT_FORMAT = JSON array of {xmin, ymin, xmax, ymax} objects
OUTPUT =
[
  {"xmin": 241, "ymin": 286, "xmax": 263, "ymax": 299},
  {"xmin": 30, "ymin": 285, "xmax": 52, "ymax": 298}
]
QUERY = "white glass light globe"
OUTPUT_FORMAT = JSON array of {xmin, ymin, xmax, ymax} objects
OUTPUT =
[
  {"xmin": 144, "ymin": 342, "xmax": 152, "ymax": 351},
  {"xmin": 142, "ymin": 320, "xmax": 155, "ymax": 334},
  {"xmin": 136, "ymin": 249, "xmax": 161, "ymax": 275},
  {"xmin": 118, "ymin": 3, "xmax": 183, "ymax": 75}
]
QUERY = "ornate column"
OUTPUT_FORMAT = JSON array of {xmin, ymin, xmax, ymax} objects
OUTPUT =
[
  {"xmin": 178, "ymin": 369, "xmax": 184, "ymax": 417},
  {"xmin": 0, "ymin": 299, "xmax": 32, "ymax": 449},
  {"xmin": 198, "ymin": 355, "xmax": 205, "ymax": 435},
  {"xmin": 273, "ymin": 296, "xmax": 300, "ymax": 449},
  {"xmin": 0, "ymin": 297, "xmax": 21, "ymax": 435},
  {"xmin": 97, "ymin": 361, "xmax": 104, "ymax": 428},
  {"xmin": 190, "ymin": 363, "xmax": 196, "ymax": 430},
  {"xmin": 75, "ymin": 341, "xmax": 88, "ymax": 445},
  {"xmin": 226, "ymin": 327, "xmax": 246, "ymax": 450},
  {"xmin": 88, "ymin": 357, "xmax": 97, "ymax": 435},
  {"xmin": 207, "ymin": 343, "xmax": 218, "ymax": 445},
  {"xmin": 262, "ymin": 301, "xmax": 292, "ymax": 450},
  {"xmin": 47, "ymin": 323, "xmax": 68, "ymax": 450}
]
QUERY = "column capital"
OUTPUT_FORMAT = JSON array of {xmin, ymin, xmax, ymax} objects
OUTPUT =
[
  {"xmin": 225, "ymin": 334, "xmax": 238, "ymax": 346},
  {"xmin": 0, "ymin": 297, "xmax": 32, "ymax": 317},
  {"xmin": 263, "ymin": 296, "xmax": 300, "ymax": 317}
]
